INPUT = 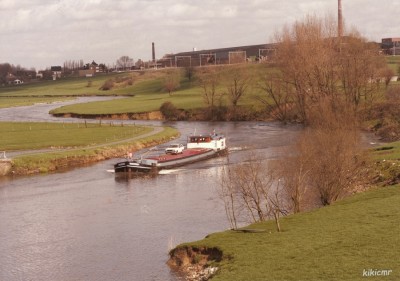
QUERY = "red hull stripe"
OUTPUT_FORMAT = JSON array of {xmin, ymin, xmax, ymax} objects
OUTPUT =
[{"xmin": 146, "ymin": 148, "xmax": 212, "ymax": 163}]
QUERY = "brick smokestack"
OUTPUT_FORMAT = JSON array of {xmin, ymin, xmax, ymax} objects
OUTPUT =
[
  {"xmin": 338, "ymin": 0, "xmax": 343, "ymax": 38},
  {"xmin": 152, "ymin": 42, "xmax": 155, "ymax": 62}
]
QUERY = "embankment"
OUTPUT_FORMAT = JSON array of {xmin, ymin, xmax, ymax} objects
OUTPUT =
[
  {"xmin": 52, "ymin": 111, "xmax": 165, "ymax": 120},
  {"xmin": 168, "ymin": 185, "xmax": 400, "ymax": 281},
  {"xmin": 168, "ymin": 246, "xmax": 222, "ymax": 281},
  {"xmin": 51, "ymin": 107, "xmax": 268, "ymax": 122},
  {"xmin": 8, "ymin": 127, "xmax": 179, "ymax": 176},
  {"xmin": 0, "ymin": 159, "xmax": 12, "ymax": 176}
]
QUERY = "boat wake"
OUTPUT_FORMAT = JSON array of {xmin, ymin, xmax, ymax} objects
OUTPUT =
[
  {"xmin": 228, "ymin": 146, "xmax": 248, "ymax": 152},
  {"xmin": 158, "ymin": 169, "xmax": 184, "ymax": 175}
]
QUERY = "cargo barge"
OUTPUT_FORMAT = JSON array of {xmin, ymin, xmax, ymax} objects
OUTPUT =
[{"xmin": 114, "ymin": 132, "xmax": 227, "ymax": 174}]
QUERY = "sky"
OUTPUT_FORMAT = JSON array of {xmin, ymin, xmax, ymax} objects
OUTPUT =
[{"xmin": 0, "ymin": 0, "xmax": 399, "ymax": 70}]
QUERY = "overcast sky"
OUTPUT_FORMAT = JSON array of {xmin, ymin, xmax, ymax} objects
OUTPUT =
[{"xmin": 1, "ymin": 0, "xmax": 399, "ymax": 70}]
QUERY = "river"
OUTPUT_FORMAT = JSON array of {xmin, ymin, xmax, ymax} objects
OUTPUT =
[{"xmin": 0, "ymin": 99, "xmax": 302, "ymax": 281}]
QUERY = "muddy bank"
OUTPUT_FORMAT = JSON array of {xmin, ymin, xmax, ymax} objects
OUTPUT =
[
  {"xmin": 0, "ymin": 159, "xmax": 12, "ymax": 176},
  {"xmin": 52, "ymin": 107, "xmax": 269, "ymax": 122},
  {"xmin": 168, "ymin": 246, "xmax": 222, "ymax": 281},
  {"xmin": 52, "ymin": 111, "xmax": 165, "ymax": 120}
]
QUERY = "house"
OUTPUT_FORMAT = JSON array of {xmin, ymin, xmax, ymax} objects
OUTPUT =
[
  {"xmin": 78, "ymin": 60, "xmax": 106, "ymax": 77},
  {"xmin": 5, "ymin": 73, "xmax": 17, "ymax": 85},
  {"xmin": 50, "ymin": 66, "xmax": 62, "ymax": 80}
]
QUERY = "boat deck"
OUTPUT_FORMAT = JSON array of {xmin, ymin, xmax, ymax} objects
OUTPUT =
[{"xmin": 146, "ymin": 148, "xmax": 212, "ymax": 163}]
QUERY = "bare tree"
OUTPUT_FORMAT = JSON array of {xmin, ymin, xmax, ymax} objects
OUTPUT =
[
  {"xmin": 184, "ymin": 66, "xmax": 195, "ymax": 82},
  {"xmin": 274, "ymin": 141, "xmax": 312, "ymax": 213},
  {"xmin": 163, "ymin": 70, "xmax": 181, "ymax": 96},
  {"xmin": 116, "ymin": 56, "xmax": 134, "ymax": 71},
  {"xmin": 225, "ymin": 66, "xmax": 251, "ymax": 107},
  {"xmin": 273, "ymin": 15, "xmax": 338, "ymax": 122},
  {"xmin": 198, "ymin": 68, "xmax": 221, "ymax": 120},
  {"xmin": 282, "ymin": 99, "xmax": 365, "ymax": 206},
  {"xmin": 337, "ymin": 34, "xmax": 385, "ymax": 108},
  {"xmin": 271, "ymin": 14, "xmax": 385, "ymax": 123},
  {"xmin": 378, "ymin": 67, "xmax": 395, "ymax": 89},
  {"xmin": 218, "ymin": 152, "xmax": 287, "ymax": 231},
  {"xmin": 218, "ymin": 164, "xmax": 239, "ymax": 230},
  {"xmin": 258, "ymin": 72, "xmax": 293, "ymax": 122}
]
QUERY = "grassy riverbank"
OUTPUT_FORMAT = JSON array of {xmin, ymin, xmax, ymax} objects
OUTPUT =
[
  {"xmin": 169, "ymin": 143, "xmax": 400, "ymax": 281},
  {"xmin": 0, "ymin": 122, "xmax": 152, "ymax": 150},
  {"xmin": 0, "ymin": 122, "xmax": 179, "ymax": 175},
  {"xmin": 171, "ymin": 184, "xmax": 399, "ymax": 281}
]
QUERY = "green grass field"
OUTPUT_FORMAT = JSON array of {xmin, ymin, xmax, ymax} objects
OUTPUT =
[
  {"xmin": 180, "ymin": 185, "xmax": 400, "ymax": 281},
  {"xmin": 0, "ymin": 122, "xmax": 179, "ymax": 174},
  {"xmin": 10, "ymin": 126, "xmax": 178, "ymax": 174},
  {"xmin": 0, "ymin": 122, "xmax": 152, "ymax": 150},
  {"xmin": 386, "ymin": 56, "xmax": 400, "ymax": 74},
  {"xmin": 171, "ymin": 142, "xmax": 400, "ymax": 281}
]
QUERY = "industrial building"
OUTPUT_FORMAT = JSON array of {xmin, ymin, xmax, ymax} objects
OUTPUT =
[
  {"xmin": 382, "ymin": 38, "xmax": 400, "ymax": 55},
  {"xmin": 155, "ymin": 43, "xmax": 277, "ymax": 68}
]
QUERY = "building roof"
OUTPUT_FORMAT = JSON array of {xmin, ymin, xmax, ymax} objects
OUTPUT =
[
  {"xmin": 51, "ymin": 66, "xmax": 62, "ymax": 71},
  {"xmin": 170, "ymin": 43, "xmax": 276, "ymax": 58}
]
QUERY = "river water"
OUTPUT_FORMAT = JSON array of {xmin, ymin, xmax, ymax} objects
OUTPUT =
[{"xmin": 0, "ymin": 99, "xmax": 302, "ymax": 281}]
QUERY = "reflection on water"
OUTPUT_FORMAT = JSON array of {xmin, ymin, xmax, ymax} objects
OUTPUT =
[{"xmin": 0, "ymin": 99, "xmax": 302, "ymax": 281}]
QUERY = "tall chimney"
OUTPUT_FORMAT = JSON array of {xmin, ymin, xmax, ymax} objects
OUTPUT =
[
  {"xmin": 338, "ymin": 0, "xmax": 343, "ymax": 38},
  {"xmin": 152, "ymin": 42, "xmax": 155, "ymax": 62}
]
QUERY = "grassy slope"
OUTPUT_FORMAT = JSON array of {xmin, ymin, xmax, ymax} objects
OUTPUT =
[
  {"xmin": 52, "ymin": 65, "xmax": 265, "ymax": 114},
  {"xmin": 176, "ymin": 142, "xmax": 400, "ymax": 281},
  {"xmin": 183, "ymin": 185, "xmax": 399, "ymax": 281},
  {"xmin": 50, "ymin": 80, "xmax": 207, "ymax": 114}
]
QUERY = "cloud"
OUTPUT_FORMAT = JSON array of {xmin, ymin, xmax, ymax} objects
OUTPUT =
[{"xmin": 0, "ymin": 0, "xmax": 399, "ymax": 69}]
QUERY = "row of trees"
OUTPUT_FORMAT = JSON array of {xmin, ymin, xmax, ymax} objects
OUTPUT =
[
  {"xmin": 0, "ymin": 63, "xmax": 36, "ymax": 85},
  {"xmin": 260, "ymin": 15, "xmax": 388, "ymax": 124},
  {"xmin": 161, "ymin": 65, "xmax": 252, "ymax": 120},
  {"xmin": 218, "ymin": 14, "xmax": 386, "ymax": 231},
  {"xmin": 219, "ymin": 102, "xmax": 366, "ymax": 231}
]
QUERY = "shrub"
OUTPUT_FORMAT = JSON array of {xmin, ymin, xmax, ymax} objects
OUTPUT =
[
  {"xmin": 386, "ymin": 85, "xmax": 400, "ymax": 101},
  {"xmin": 103, "ymin": 80, "xmax": 114, "ymax": 90},
  {"xmin": 160, "ymin": 101, "xmax": 179, "ymax": 120},
  {"xmin": 100, "ymin": 79, "xmax": 114, "ymax": 90}
]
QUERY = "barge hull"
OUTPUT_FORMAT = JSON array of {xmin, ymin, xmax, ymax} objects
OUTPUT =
[{"xmin": 114, "ymin": 149, "xmax": 226, "ymax": 174}]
